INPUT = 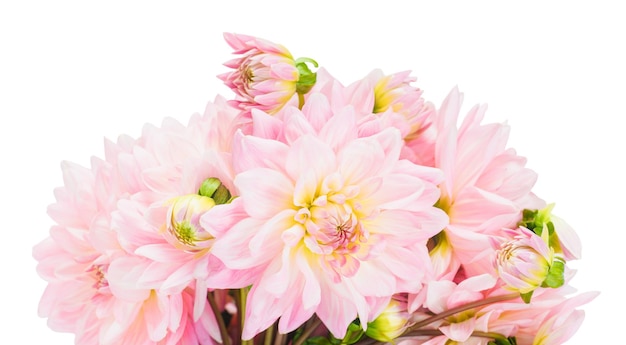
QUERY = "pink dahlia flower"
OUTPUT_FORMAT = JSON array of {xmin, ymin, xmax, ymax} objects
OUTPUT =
[
  {"xmin": 426, "ymin": 87, "xmax": 545, "ymax": 280},
  {"xmin": 358, "ymin": 69, "xmax": 437, "ymax": 166},
  {"xmin": 306, "ymin": 68, "xmax": 436, "ymax": 166},
  {"xmin": 33, "ymin": 161, "xmax": 217, "ymax": 345},
  {"xmin": 208, "ymin": 90, "xmax": 448, "ymax": 340},
  {"xmin": 33, "ymin": 96, "xmax": 243, "ymax": 344},
  {"xmin": 220, "ymin": 33, "xmax": 301, "ymax": 116},
  {"xmin": 529, "ymin": 291, "xmax": 598, "ymax": 345}
]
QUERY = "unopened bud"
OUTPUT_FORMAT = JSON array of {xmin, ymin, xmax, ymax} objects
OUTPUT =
[
  {"xmin": 199, "ymin": 177, "xmax": 232, "ymax": 205},
  {"xmin": 365, "ymin": 300, "xmax": 409, "ymax": 342},
  {"xmin": 164, "ymin": 194, "xmax": 215, "ymax": 253}
]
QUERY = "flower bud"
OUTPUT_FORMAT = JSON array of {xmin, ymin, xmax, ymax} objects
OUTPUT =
[
  {"xmin": 199, "ymin": 177, "xmax": 232, "ymax": 205},
  {"xmin": 365, "ymin": 300, "xmax": 409, "ymax": 342},
  {"xmin": 370, "ymin": 70, "xmax": 433, "ymax": 141},
  {"xmin": 495, "ymin": 227, "xmax": 564, "ymax": 301},
  {"xmin": 164, "ymin": 194, "xmax": 216, "ymax": 253},
  {"xmin": 219, "ymin": 33, "xmax": 317, "ymax": 115}
]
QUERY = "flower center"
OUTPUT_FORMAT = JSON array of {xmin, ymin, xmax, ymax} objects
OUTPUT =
[
  {"xmin": 290, "ymin": 173, "xmax": 370, "ymax": 279},
  {"xmin": 87, "ymin": 264, "xmax": 109, "ymax": 294},
  {"xmin": 164, "ymin": 194, "xmax": 216, "ymax": 253},
  {"xmin": 170, "ymin": 219, "xmax": 199, "ymax": 247}
]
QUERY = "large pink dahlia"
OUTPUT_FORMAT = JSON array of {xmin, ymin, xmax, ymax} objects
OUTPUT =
[
  {"xmin": 426, "ymin": 87, "xmax": 545, "ymax": 280},
  {"xmin": 208, "ymin": 88, "xmax": 449, "ymax": 339},
  {"xmin": 33, "ymin": 97, "xmax": 243, "ymax": 344}
]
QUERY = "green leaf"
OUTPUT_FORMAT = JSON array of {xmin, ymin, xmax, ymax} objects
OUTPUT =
[{"xmin": 542, "ymin": 258, "xmax": 565, "ymax": 288}]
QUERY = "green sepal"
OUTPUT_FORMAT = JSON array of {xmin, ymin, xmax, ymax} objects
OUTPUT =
[
  {"xmin": 542, "ymin": 257, "xmax": 565, "ymax": 288},
  {"xmin": 519, "ymin": 204, "xmax": 556, "ymax": 236},
  {"xmin": 295, "ymin": 57, "xmax": 318, "ymax": 95},
  {"xmin": 198, "ymin": 177, "xmax": 232, "ymax": 205},
  {"xmin": 339, "ymin": 322, "xmax": 364, "ymax": 345},
  {"xmin": 520, "ymin": 291, "xmax": 533, "ymax": 304}
]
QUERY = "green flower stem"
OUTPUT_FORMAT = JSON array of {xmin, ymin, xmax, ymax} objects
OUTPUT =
[
  {"xmin": 264, "ymin": 323, "xmax": 276, "ymax": 345},
  {"xmin": 240, "ymin": 287, "xmax": 252, "ymax": 345},
  {"xmin": 207, "ymin": 291, "xmax": 231, "ymax": 345},
  {"xmin": 298, "ymin": 92, "xmax": 305, "ymax": 110},
  {"xmin": 400, "ymin": 329, "xmax": 510, "ymax": 342},
  {"xmin": 406, "ymin": 293, "xmax": 520, "ymax": 332},
  {"xmin": 292, "ymin": 317, "xmax": 323, "ymax": 345}
]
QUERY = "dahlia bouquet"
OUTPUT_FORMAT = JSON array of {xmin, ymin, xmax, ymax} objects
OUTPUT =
[{"xmin": 34, "ymin": 33, "xmax": 597, "ymax": 345}]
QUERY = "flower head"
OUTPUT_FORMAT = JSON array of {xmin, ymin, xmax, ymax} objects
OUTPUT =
[
  {"xmin": 495, "ymin": 227, "xmax": 561, "ymax": 297},
  {"xmin": 423, "ymin": 87, "xmax": 545, "ymax": 280},
  {"xmin": 219, "ymin": 33, "xmax": 317, "ymax": 116},
  {"xmin": 33, "ymin": 98, "xmax": 243, "ymax": 344},
  {"xmin": 209, "ymin": 89, "xmax": 448, "ymax": 340}
]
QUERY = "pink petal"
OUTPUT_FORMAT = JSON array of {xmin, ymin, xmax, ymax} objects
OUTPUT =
[{"xmin": 235, "ymin": 168, "xmax": 294, "ymax": 219}]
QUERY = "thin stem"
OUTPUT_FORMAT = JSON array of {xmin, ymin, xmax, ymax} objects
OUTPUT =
[
  {"xmin": 292, "ymin": 317, "xmax": 323, "ymax": 345},
  {"xmin": 298, "ymin": 93, "xmax": 305, "ymax": 109},
  {"xmin": 400, "ymin": 329, "xmax": 509, "ymax": 342},
  {"xmin": 355, "ymin": 339, "xmax": 382, "ymax": 345},
  {"xmin": 208, "ymin": 291, "xmax": 231, "ymax": 345},
  {"xmin": 406, "ymin": 293, "xmax": 519, "ymax": 332},
  {"xmin": 264, "ymin": 323, "xmax": 276, "ymax": 345},
  {"xmin": 274, "ymin": 331, "xmax": 286, "ymax": 345},
  {"xmin": 240, "ymin": 287, "xmax": 252, "ymax": 345}
]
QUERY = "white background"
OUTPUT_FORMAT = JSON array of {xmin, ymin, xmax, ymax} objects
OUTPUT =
[{"xmin": 1, "ymin": 1, "xmax": 623, "ymax": 343}]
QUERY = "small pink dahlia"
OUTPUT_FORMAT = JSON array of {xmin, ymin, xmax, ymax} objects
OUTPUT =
[{"xmin": 220, "ymin": 33, "xmax": 310, "ymax": 116}]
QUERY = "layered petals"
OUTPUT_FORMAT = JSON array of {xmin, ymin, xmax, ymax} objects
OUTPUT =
[{"xmin": 210, "ymin": 91, "xmax": 447, "ymax": 339}]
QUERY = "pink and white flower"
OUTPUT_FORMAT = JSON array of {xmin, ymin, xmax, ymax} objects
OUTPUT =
[
  {"xmin": 33, "ymin": 160, "xmax": 217, "ymax": 345},
  {"xmin": 209, "ymin": 90, "xmax": 448, "ymax": 339},
  {"xmin": 33, "ymin": 96, "xmax": 243, "ymax": 344},
  {"xmin": 33, "ymin": 32, "xmax": 595, "ymax": 345},
  {"xmin": 220, "ymin": 33, "xmax": 301, "ymax": 116},
  {"xmin": 425, "ymin": 87, "xmax": 545, "ymax": 280}
]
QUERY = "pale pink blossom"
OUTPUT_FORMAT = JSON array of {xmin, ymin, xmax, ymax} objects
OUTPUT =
[
  {"xmin": 208, "ymin": 91, "xmax": 448, "ymax": 340},
  {"xmin": 33, "ymin": 97, "xmax": 242, "ymax": 344},
  {"xmin": 425, "ymin": 87, "xmax": 545, "ymax": 280},
  {"xmin": 108, "ymin": 98, "xmax": 253, "ymax": 320},
  {"xmin": 399, "ymin": 271, "xmax": 597, "ymax": 345},
  {"xmin": 219, "ymin": 33, "xmax": 300, "ymax": 116},
  {"xmin": 33, "ymin": 160, "xmax": 217, "ymax": 345},
  {"xmin": 529, "ymin": 291, "xmax": 598, "ymax": 345},
  {"xmin": 357, "ymin": 69, "xmax": 437, "ymax": 166},
  {"xmin": 422, "ymin": 274, "xmax": 500, "ymax": 342},
  {"xmin": 299, "ymin": 68, "xmax": 437, "ymax": 166}
]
